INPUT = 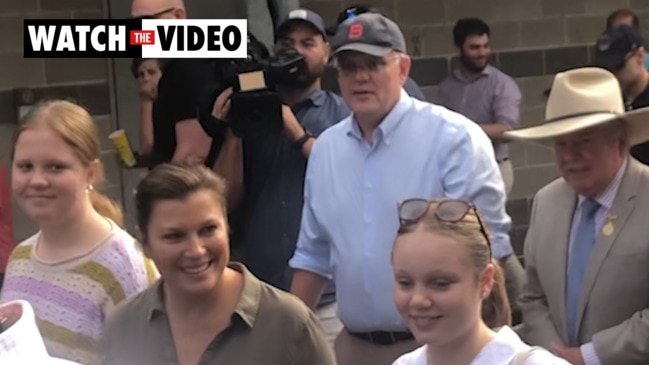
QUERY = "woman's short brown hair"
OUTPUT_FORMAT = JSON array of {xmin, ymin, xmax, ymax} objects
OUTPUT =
[{"xmin": 135, "ymin": 163, "xmax": 228, "ymax": 242}]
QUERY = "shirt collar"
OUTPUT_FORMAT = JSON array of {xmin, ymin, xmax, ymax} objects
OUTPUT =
[
  {"xmin": 147, "ymin": 262, "xmax": 262, "ymax": 328},
  {"xmin": 452, "ymin": 64, "xmax": 493, "ymax": 82},
  {"xmin": 577, "ymin": 157, "xmax": 628, "ymax": 210},
  {"xmin": 346, "ymin": 89, "xmax": 413, "ymax": 145},
  {"xmin": 294, "ymin": 89, "xmax": 326, "ymax": 109}
]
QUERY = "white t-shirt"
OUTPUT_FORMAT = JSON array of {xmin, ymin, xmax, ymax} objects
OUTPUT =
[{"xmin": 391, "ymin": 326, "xmax": 571, "ymax": 365}]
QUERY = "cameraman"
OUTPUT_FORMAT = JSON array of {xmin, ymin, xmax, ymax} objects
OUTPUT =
[{"xmin": 211, "ymin": 9, "xmax": 349, "ymax": 345}]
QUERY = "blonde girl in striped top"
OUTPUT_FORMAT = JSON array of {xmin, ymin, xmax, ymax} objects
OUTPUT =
[{"xmin": 0, "ymin": 100, "xmax": 157, "ymax": 365}]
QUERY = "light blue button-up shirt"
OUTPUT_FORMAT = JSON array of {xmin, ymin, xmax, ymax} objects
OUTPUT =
[{"xmin": 289, "ymin": 90, "xmax": 513, "ymax": 332}]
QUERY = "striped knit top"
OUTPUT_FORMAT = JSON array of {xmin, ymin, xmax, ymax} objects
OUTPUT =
[{"xmin": 0, "ymin": 221, "xmax": 158, "ymax": 365}]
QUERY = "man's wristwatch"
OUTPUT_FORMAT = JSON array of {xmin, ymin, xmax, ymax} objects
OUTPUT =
[{"xmin": 293, "ymin": 131, "xmax": 314, "ymax": 150}]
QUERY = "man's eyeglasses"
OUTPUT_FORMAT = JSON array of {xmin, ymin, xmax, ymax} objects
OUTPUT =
[
  {"xmin": 130, "ymin": 7, "xmax": 175, "ymax": 20},
  {"xmin": 398, "ymin": 198, "xmax": 492, "ymax": 251}
]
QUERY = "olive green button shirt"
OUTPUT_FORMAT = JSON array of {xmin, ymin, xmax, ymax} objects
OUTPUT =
[{"xmin": 102, "ymin": 263, "xmax": 335, "ymax": 365}]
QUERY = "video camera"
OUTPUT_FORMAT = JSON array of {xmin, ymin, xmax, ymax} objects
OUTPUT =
[{"xmin": 200, "ymin": 33, "xmax": 306, "ymax": 140}]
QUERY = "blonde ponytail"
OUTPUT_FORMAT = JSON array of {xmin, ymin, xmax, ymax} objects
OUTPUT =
[{"xmin": 89, "ymin": 188, "xmax": 124, "ymax": 228}]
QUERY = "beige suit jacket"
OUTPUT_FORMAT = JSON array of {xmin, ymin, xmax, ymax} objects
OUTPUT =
[{"xmin": 519, "ymin": 158, "xmax": 649, "ymax": 365}]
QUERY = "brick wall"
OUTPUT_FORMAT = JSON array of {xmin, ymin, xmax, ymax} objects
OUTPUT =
[
  {"xmin": 0, "ymin": 0, "xmax": 119, "ymax": 242},
  {"xmin": 305, "ymin": 0, "xmax": 649, "ymax": 256}
]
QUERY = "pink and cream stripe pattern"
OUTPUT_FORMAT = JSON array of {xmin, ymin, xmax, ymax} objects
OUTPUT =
[{"xmin": 0, "ymin": 223, "xmax": 157, "ymax": 365}]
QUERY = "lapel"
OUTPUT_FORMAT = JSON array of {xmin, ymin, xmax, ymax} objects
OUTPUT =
[
  {"xmin": 576, "ymin": 159, "xmax": 640, "ymax": 330},
  {"xmin": 548, "ymin": 181, "xmax": 578, "ymax": 336}
]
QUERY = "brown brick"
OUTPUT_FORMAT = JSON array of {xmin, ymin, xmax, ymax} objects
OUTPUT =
[
  {"xmin": 489, "ymin": 21, "xmax": 522, "ymax": 51},
  {"xmin": 519, "ymin": 105, "xmax": 545, "ymax": 128},
  {"xmin": 0, "ymin": 53, "xmax": 45, "ymax": 89},
  {"xmin": 545, "ymin": 46, "xmax": 589, "ymax": 74},
  {"xmin": 526, "ymin": 142, "xmax": 556, "ymax": 166},
  {"xmin": 401, "ymin": 26, "xmax": 425, "ymax": 57},
  {"xmin": 520, "ymin": 17, "xmax": 565, "ymax": 47},
  {"xmin": 499, "ymin": 50, "xmax": 544, "ymax": 78},
  {"xmin": 517, "ymin": 76, "xmax": 554, "ymax": 109},
  {"xmin": 72, "ymin": 10, "xmax": 104, "ymax": 19},
  {"xmin": 566, "ymin": 15, "xmax": 606, "ymax": 44},
  {"xmin": 0, "ymin": 90, "xmax": 17, "ymax": 127},
  {"xmin": 585, "ymin": 0, "xmax": 632, "ymax": 15},
  {"xmin": 12, "ymin": 206, "xmax": 38, "ymax": 243},
  {"xmin": 445, "ymin": 0, "xmax": 495, "ymax": 23},
  {"xmin": 39, "ymin": 0, "xmax": 102, "ymax": 11},
  {"xmin": 44, "ymin": 58, "xmax": 108, "ymax": 84},
  {"xmin": 420, "ymin": 85, "xmax": 438, "ymax": 103},
  {"xmin": 630, "ymin": 0, "xmax": 649, "ymax": 10},
  {"xmin": 0, "ymin": 124, "xmax": 16, "ymax": 162},
  {"xmin": 541, "ymin": 0, "xmax": 585, "ymax": 16},
  {"xmin": 492, "ymin": 0, "xmax": 543, "ymax": 21},
  {"xmin": 510, "ymin": 164, "xmax": 559, "ymax": 198},
  {"xmin": 507, "ymin": 197, "xmax": 530, "ymax": 227},
  {"xmin": 0, "ymin": 16, "xmax": 23, "ymax": 53},
  {"xmin": 509, "ymin": 140, "xmax": 527, "ymax": 168},
  {"xmin": 409, "ymin": 57, "xmax": 449, "ymax": 86},
  {"xmin": 420, "ymin": 25, "xmax": 455, "ymax": 56},
  {"xmin": 1, "ymin": 0, "xmax": 37, "ymax": 14},
  {"xmin": 303, "ymin": 1, "xmax": 344, "ymax": 26},
  {"xmin": 94, "ymin": 114, "xmax": 117, "ymax": 150},
  {"xmin": 101, "ymin": 150, "xmax": 123, "ymax": 187},
  {"xmin": 398, "ymin": 0, "xmax": 445, "ymax": 25}
]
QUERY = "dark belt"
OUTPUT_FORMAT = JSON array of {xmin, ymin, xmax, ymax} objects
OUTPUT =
[{"xmin": 348, "ymin": 330, "xmax": 414, "ymax": 345}]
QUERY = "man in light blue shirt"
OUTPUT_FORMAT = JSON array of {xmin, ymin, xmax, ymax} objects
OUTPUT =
[{"xmin": 289, "ymin": 13, "xmax": 520, "ymax": 365}]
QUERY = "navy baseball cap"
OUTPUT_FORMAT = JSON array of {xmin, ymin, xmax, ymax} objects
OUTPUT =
[
  {"xmin": 276, "ymin": 9, "xmax": 327, "ymax": 39},
  {"xmin": 595, "ymin": 26, "xmax": 646, "ymax": 71},
  {"xmin": 332, "ymin": 12, "xmax": 406, "ymax": 57}
]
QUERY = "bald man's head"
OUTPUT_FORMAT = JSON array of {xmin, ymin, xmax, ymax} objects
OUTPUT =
[{"xmin": 131, "ymin": 0, "xmax": 186, "ymax": 19}]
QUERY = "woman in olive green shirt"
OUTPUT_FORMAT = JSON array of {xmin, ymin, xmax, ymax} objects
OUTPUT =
[{"xmin": 103, "ymin": 163, "xmax": 335, "ymax": 365}]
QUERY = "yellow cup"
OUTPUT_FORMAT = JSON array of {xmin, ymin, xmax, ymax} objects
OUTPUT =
[{"xmin": 109, "ymin": 129, "xmax": 136, "ymax": 167}]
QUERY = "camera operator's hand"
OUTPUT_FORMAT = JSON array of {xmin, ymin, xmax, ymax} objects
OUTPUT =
[
  {"xmin": 211, "ymin": 87, "xmax": 233, "ymax": 121},
  {"xmin": 281, "ymin": 105, "xmax": 306, "ymax": 143}
]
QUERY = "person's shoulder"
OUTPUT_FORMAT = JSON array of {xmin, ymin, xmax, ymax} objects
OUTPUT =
[
  {"xmin": 318, "ymin": 90, "xmax": 351, "ymax": 119},
  {"xmin": 488, "ymin": 65, "xmax": 520, "ymax": 88},
  {"xmin": 390, "ymin": 345, "xmax": 427, "ymax": 365},
  {"xmin": 256, "ymin": 280, "xmax": 314, "ymax": 322},
  {"xmin": 522, "ymin": 347, "xmax": 572, "ymax": 365},
  {"xmin": 106, "ymin": 283, "xmax": 158, "ymax": 328}
]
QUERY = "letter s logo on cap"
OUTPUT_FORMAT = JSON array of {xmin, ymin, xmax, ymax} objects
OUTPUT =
[{"xmin": 348, "ymin": 23, "xmax": 363, "ymax": 39}]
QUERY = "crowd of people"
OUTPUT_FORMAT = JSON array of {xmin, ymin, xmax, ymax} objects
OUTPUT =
[{"xmin": 1, "ymin": 2, "xmax": 649, "ymax": 365}]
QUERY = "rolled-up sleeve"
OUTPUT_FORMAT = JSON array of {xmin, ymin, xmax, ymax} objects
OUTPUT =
[
  {"xmin": 289, "ymin": 143, "xmax": 333, "ymax": 279},
  {"xmin": 494, "ymin": 77, "xmax": 522, "ymax": 130},
  {"xmin": 439, "ymin": 116, "xmax": 514, "ymax": 259}
]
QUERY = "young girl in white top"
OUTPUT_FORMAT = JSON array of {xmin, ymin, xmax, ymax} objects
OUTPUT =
[{"xmin": 390, "ymin": 199, "xmax": 570, "ymax": 365}]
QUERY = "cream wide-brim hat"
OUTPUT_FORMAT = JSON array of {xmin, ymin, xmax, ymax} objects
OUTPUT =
[{"xmin": 504, "ymin": 67, "xmax": 649, "ymax": 147}]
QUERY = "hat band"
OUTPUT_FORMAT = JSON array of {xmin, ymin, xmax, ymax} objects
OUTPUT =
[{"xmin": 546, "ymin": 110, "xmax": 617, "ymax": 123}]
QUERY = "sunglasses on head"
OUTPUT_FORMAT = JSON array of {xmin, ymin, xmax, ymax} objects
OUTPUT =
[
  {"xmin": 130, "ymin": 7, "xmax": 175, "ymax": 20},
  {"xmin": 398, "ymin": 198, "xmax": 492, "ymax": 252}
]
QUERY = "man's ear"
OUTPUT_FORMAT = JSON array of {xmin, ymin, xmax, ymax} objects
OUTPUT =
[{"xmin": 398, "ymin": 54, "xmax": 412, "ymax": 84}]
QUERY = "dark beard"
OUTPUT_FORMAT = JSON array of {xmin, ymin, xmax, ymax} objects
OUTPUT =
[
  {"xmin": 280, "ymin": 63, "xmax": 324, "ymax": 90},
  {"xmin": 460, "ymin": 53, "xmax": 487, "ymax": 73}
]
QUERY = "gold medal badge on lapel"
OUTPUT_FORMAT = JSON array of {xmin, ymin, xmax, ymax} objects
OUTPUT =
[{"xmin": 602, "ymin": 214, "xmax": 616, "ymax": 236}]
